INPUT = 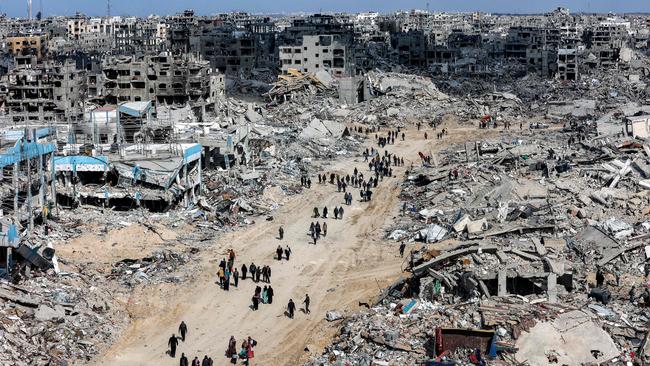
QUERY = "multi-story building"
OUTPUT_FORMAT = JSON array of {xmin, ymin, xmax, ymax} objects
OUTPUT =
[
  {"xmin": 5, "ymin": 60, "xmax": 85, "ymax": 122},
  {"xmin": 279, "ymin": 34, "xmax": 354, "ymax": 77},
  {"xmin": 99, "ymin": 54, "xmax": 224, "ymax": 118},
  {"xmin": 6, "ymin": 32, "xmax": 48, "ymax": 59}
]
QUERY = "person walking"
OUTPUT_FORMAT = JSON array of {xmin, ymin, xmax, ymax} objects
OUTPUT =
[
  {"xmin": 278, "ymin": 226, "xmax": 284, "ymax": 240},
  {"xmin": 227, "ymin": 336, "xmax": 237, "ymax": 362},
  {"xmin": 180, "ymin": 353, "xmax": 189, "ymax": 366},
  {"xmin": 303, "ymin": 294, "xmax": 311, "ymax": 314},
  {"xmin": 178, "ymin": 321, "xmax": 188, "ymax": 342},
  {"xmin": 217, "ymin": 266, "xmax": 225, "ymax": 288},
  {"xmin": 241, "ymin": 263, "xmax": 247, "ymax": 280},
  {"xmin": 267, "ymin": 285, "xmax": 274, "ymax": 304},
  {"xmin": 168, "ymin": 334, "xmax": 179, "ymax": 357},
  {"xmin": 224, "ymin": 267, "xmax": 231, "ymax": 290},
  {"xmin": 334, "ymin": 206, "xmax": 339, "ymax": 219},
  {"xmin": 249, "ymin": 262, "xmax": 257, "ymax": 282},
  {"xmin": 339, "ymin": 206, "xmax": 344, "ymax": 219},
  {"xmin": 288, "ymin": 299, "xmax": 296, "ymax": 318},
  {"xmin": 233, "ymin": 268, "xmax": 239, "ymax": 287},
  {"xmin": 252, "ymin": 292, "xmax": 260, "ymax": 311},
  {"xmin": 276, "ymin": 245, "xmax": 283, "ymax": 260},
  {"xmin": 322, "ymin": 222, "xmax": 328, "ymax": 237},
  {"xmin": 201, "ymin": 355, "xmax": 209, "ymax": 366},
  {"xmin": 262, "ymin": 286, "xmax": 269, "ymax": 304},
  {"xmin": 399, "ymin": 242, "xmax": 406, "ymax": 257},
  {"xmin": 192, "ymin": 356, "xmax": 200, "ymax": 366},
  {"xmin": 323, "ymin": 206, "xmax": 328, "ymax": 218},
  {"xmin": 284, "ymin": 245, "xmax": 292, "ymax": 261}
]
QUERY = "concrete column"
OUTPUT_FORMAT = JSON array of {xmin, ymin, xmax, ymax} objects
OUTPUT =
[
  {"xmin": 50, "ymin": 153, "xmax": 57, "ymax": 215},
  {"xmin": 498, "ymin": 269, "xmax": 507, "ymax": 297},
  {"xmin": 547, "ymin": 273, "xmax": 557, "ymax": 303},
  {"xmin": 13, "ymin": 162, "xmax": 18, "ymax": 215}
]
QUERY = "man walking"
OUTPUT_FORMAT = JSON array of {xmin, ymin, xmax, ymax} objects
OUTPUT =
[
  {"xmin": 233, "ymin": 268, "xmax": 239, "ymax": 287},
  {"xmin": 180, "ymin": 353, "xmax": 189, "ymax": 366},
  {"xmin": 168, "ymin": 334, "xmax": 179, "ymax": 357},
  {"xmin": 284, "ymin": 245, "xmax": 292, "ymax": 261},
  {"xmin": 288, "ymin": 299, "xmax": 296, "ymax": 318},
  {"xmin": 303, "ymin": 294, "xmax": 311, "ymax": 314},
  {"xmin": 276, "ymin": 245, "xmax": 283, "ymax": 260},
  {"xmin": 241, "ymin": 263, "xmax": 247, "ymax": 280},
  {"xmin": 399, "ymin": 242, "xmax": 406, "ymax": 258},
  {"xmin": 178, "ymin": 321, "xmax": 188, "ymax": 342},
  {"xmin": 278, "ymin": 226, "xmax": 284, "ymax": 240}
]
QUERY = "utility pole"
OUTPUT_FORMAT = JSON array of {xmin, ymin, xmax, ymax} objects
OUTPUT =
[{"xmin": 26, "ymin": 129, "xmax": 33, "ymax": 233}]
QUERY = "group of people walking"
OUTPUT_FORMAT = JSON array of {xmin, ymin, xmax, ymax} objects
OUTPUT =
[
  {"xmin": 251, "ymin": 284, "xmax": 274, "ymax": 310},
  {"xmin": 217, "ymin": 250, "xmax": 239, "ymax": 291},
  {"xmin": 286, "ymin": 294, "xmax": 310, "ymax": 319},
  {"xmin": 170, "ymin": 322, "xmax": 257, "ymax": 365},
  {"xmin": 276, "ymin": 245, "xmax": 292, "ymax": 260},
  {"xmin": 170, "ymin": 123, "xmax": 418, "ymax": 364}
]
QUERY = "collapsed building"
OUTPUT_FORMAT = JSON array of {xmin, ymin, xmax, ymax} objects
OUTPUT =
[{"xmin": 0, "ymin": 6, "xmax": 646, "ymax": 366}]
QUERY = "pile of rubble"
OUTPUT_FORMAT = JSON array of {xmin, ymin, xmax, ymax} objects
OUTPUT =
[
  {"xmin": 109, "ymin": 249, "xmax": 191, "ymax": 288},
  {"xmin": 0, "ymin": 274, "xmax": 125, "ymax": 365},
  {"xmin": 309, "ymin": 122, "xmax": 650, "ymax": 365}
]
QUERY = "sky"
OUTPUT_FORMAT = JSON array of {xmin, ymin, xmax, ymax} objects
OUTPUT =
[{"xmin": 1, "ymin": 0, "xmax": 648, "ymax": 18}]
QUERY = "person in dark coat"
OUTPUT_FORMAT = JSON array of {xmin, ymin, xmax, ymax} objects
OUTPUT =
[
  {"xmin": 288, "ymin": 299, "xmax": 296, "ymax": 318},
  {"xmin": 180, "ymin": 353, "xmax": 189, "ymax": 366},
  {"xmin": 168, "ymin": 334, "xmax": 179, "ymax": 357},
  {"xmin": 178, "ymin": 321, "xmax": 187, "ymax": 342},
  {"xmin": 227, "ymin": 336, "xmax": 237, "ymax": 358},
  {"xmin": 201, "ymin": 356, "xmax": 209, "ymax": 366},
  {"xmin": 284, "ymin": 246, "xmax": 291, "ymax": 261},
  {"xmin": 303, "ymin": 294, "xmax": 311, "ymax": 314},
  {"xmin": 241, "ymin": 264, "xmax": 247, "ymax": 280},
  {"xmin": 276, "ymin": 245, "xmax": 283, "ymax": 260}
]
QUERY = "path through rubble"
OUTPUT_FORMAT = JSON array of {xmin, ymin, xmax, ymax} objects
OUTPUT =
[{"xmin": 91, "ymin": 124, "xmax": 497, "ymax": 366}]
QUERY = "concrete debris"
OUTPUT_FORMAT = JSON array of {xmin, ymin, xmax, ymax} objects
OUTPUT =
[
  {"xmin": 1, "ymin": 7, "xmax": 650, "ymax": 366},
  {"xmin": 309, "ymin": 95, "xmax": 650, "ymax": 365}
]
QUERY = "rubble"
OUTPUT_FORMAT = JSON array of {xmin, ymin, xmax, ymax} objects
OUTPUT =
[{"xmin": 309, "ymin": 117, "xmax": 650, "ymax": 365}]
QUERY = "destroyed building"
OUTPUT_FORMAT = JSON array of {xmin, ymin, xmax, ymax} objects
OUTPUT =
[
  {"xmin": 0, "ymin": 5, "xmax": 647, "ymax": 366},
  {"xmin": 279, "ymin": 34, "xmax": 355, "ymax": 77},
  {"xmin": 5, "ymin": 59, "xmax": 85, "ymax": 123},
  {"xmin": 97, "ymin": 54, "xmax": 224, "ymax": 118}
]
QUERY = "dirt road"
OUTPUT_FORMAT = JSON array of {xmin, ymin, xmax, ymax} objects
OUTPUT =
[{"xmin": 91, "ymin": 123, "xmax": 491, "ymax": 366}]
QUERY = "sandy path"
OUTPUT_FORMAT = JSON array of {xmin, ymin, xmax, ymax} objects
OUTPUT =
[{"xmin": 90, "ymin": 124, "xmax": 487, "ymax": 366}]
